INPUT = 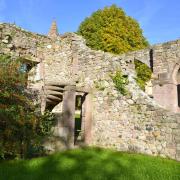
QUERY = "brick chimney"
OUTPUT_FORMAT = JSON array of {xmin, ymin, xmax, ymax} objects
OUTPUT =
[{"xmin": 48, "ymin": 21, "xmax": 58, "ymax": 38}]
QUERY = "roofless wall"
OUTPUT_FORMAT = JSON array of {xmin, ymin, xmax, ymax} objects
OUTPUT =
[{"xmin": 0, "ymin": 23, "xmax": 180, "ymax": 161}]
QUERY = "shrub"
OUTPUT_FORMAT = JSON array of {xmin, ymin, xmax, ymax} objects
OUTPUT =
[
  {"xmin": 134, "ymin": 60, "xmax": 152, "ymax": 90},
  {"xmin": 0, "ymin": 55, "xmax": 54, "ymax": 160}
]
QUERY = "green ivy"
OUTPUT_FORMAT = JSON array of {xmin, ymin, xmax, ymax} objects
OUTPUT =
[
  {"xmin": 111, "ymin": 70, "xmax": 129, "ymax": 95},
  {"xmin": 134, "ymin": 60, "xmax": 152, "ymax": 91}
]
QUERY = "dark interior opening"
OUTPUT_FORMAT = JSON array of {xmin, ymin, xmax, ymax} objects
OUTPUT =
[
  {"xmin": 176, "ymin": 68, "xmax": 180, "ymax": 108},
  {"xmin": 46, "ymin": 102, "xmax": 59, "ymax": 111},
  {"xmin": 20, "ymin": 61, "xmax": 36, "ymax": 73},
  {"xmin": 74, "ymin": 95, "xmax": 84, "ymax": 145},
  {"xmin": 177, "ymin": 84, "xmax": 180, "ymax": 107},
  {"xmin": 150, "ymin": 49, "xmax": 153, "ymax": 72}
]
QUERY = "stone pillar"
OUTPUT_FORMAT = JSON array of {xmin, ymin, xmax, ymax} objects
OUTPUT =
[
  {"xmin": 84, "ymin": 94, "xmax": 93, "ymax": 144},
  {"xmin": 39, "ymin": 56, "xmax": 46, "ymax": 114},
  {"xmin": 62, "ymin": 85, "xmax": 76, "ymax": 148}
]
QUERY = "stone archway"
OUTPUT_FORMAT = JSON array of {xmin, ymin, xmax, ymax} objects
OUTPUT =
[
  {"xmin": 152, "ymin": 63, "xmax": 180, "ymax": 113},
  {"xmin": 171, "ymin": 63, "xmax": 180, "ymax": 112}
]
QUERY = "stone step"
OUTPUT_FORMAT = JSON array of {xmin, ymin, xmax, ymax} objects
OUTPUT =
[
  {"xmin": 45, "ymin": 90, "xmax": 63, "ymax": 96},
  {"xmin": 46, "ymin": 99, "xmax": 58, "ymax": 104},
  {"xmin": 47, "ymin": 94, "xmax": 62, "ymax": 101},
  {"xmin": 45, "ymin": 85, "xmax": 65, "ymax": 91}
]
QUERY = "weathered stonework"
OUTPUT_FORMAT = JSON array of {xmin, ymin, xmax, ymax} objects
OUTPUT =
[{"xmin": 0, "ymin": 22, "xmax": 180, "ymax": 161}]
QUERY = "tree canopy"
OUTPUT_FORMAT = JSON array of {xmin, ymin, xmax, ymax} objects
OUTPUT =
[{"xmin": 77, "ymin": 5, "xmax": 149, "ymax": 54}]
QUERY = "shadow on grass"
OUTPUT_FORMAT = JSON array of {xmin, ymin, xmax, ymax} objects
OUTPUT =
[{"xmin": 0, "ymin": 147, "xmax": 180, "ymax": 180}]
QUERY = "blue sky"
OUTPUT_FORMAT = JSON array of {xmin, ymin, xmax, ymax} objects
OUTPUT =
[{"xmin": 0, "ymin": 0, "xmax": 180, "ymax": 44}]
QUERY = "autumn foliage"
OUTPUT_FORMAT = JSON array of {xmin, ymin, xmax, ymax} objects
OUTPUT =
[
  {"xmin": 0, "ymin": 55, "xmax": 53, "ymax": 159},
  {"xmin": 77, "ymin": 5, "xmax": 149, "ymax": 54}
]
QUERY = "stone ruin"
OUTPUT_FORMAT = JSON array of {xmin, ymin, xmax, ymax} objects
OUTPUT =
[{"xmin": 0, "ymin": 22, "xmax": 180, "ymax": 161}]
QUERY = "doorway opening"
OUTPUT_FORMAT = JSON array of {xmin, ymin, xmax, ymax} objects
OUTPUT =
[
  {"xmin": 177, "ymin": 85, "xmax": 180, "ymax": 107},
  {"xmin": 177, "ymin": 69, "xmax": 180, "ymax": 107},
  {"xmin": 74, "ymin": 95, "xmax": 83, "ymax": 145},
  {"xmin": 74, "ymin": 93, "xmax": 87, "ymax": 145}
]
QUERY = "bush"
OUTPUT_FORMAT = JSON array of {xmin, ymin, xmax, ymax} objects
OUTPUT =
[
  {"xmin": 111, "ymin": 70, "xmax": 129, "ymax": 95},
  {"xmin": 134, "ymin": 60, "xmax": 152, "ymax": 90},
  {"xmin": 0, "ymin": 55, "xmax": 54, "ymax": 160}
]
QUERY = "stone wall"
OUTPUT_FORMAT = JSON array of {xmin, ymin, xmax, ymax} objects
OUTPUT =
[
  {"xmin": 69, "ymin": 36, "xmax": 180, "ymax": 161},
  {"xmin": 151, "ymin": 40, "xmax": 180, "ymax": 112},
  {"xmin": 0, "ymin": 23, "xmax": 51, "ymax": 62},
  {"xmin": 111, "ymin": 39, "xmax": 180, "ymax": 112},
  {"xmin": 37, "ymin": 32, "xmax": 180, "ymax": 160},
  {"xmin": 0, "ymin": 23, "xmax": 180, "ymax": 161}
]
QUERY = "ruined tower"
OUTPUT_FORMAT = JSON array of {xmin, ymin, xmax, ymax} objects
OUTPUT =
[{"xmin": 48, "ymin": 21, "xmax": 58, "ymax": 38}]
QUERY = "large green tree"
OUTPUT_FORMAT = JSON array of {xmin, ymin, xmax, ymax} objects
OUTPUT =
[{"xmin": 77, "ymin": 5, "xmax": 149, "ymax": 54}]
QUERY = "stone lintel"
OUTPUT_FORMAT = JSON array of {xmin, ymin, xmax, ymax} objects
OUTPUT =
[{"xmin": 45, "ymin": 82, "xmax": 76, "ymax": 86}]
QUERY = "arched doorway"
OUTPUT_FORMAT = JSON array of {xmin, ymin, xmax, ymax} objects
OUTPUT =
[{"xmin": 152, "ymin": 63, "xmax": 180, "ymax": 112}]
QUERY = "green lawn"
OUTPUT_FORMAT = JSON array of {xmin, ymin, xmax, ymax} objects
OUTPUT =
[{"xmin": 0, "ymin": 147, "xmax": 179, "ymax": 180}]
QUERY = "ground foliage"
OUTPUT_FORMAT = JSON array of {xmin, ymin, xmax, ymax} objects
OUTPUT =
[
  {"xmin": 0, "ymin": 147, "xmax": 179, "ymax": 180},
  {"xmin": 77, "ymin": 5, "xmax": 149, "ymax": 54},
  {"xmin": 0, "ymin": 55, "xmax": 54, "ymax": 160}
]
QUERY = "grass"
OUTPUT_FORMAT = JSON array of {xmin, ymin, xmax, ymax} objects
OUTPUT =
[{"xmin": 0, "ymin": 147, "xmax": 179, "ymax": 180}]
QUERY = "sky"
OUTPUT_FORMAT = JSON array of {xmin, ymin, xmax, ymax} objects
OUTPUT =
[{"xmin": 0, "ymin": 0, "xmax": 180, "ymax": 45}]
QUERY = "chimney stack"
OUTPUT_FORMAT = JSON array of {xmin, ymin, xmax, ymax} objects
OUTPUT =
[{"xmin": 48, "ymin": 21, "xmax": 58, "ymax": 38}]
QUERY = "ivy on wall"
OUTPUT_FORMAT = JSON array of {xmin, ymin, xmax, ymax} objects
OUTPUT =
[{"xmin": 111, "ymin": 70, "xmax": 129, "ymax": 95}]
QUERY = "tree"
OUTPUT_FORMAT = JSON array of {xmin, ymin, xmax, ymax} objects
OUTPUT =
[
  {"xmin": 78, "ymin": 5, "xmax": 151, "ymax": 90},
  {"xmin": 0, "ymin": 55, "xmax": 54, "ymax": 159},
  {"xmin": 77, "ymin": 5, "xmax": 149, "ymax": 54}
]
